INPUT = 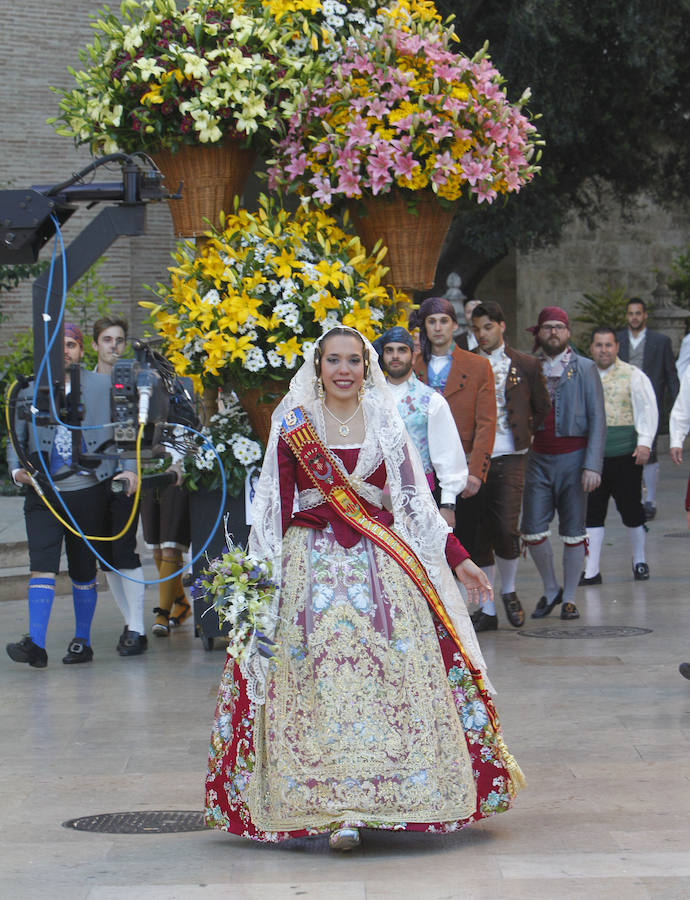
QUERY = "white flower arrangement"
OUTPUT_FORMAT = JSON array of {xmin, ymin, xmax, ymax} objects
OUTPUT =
[{"xmin": 183, "ymin": 395, "xmax": 262, "ymax": 494}]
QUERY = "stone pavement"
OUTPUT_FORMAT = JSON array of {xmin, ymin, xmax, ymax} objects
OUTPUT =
[{"xmin": 1, "ymin": 454, "xmax": 689, "ymax": 899}]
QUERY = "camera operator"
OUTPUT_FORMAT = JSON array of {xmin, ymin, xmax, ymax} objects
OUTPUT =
[
  {"xmin": 6, "ymin": 324, "xmax": 137, "ymax": 668},
  {"xmin": 92, "ymin": 315, "xmax": 147, "ymax": 657}
]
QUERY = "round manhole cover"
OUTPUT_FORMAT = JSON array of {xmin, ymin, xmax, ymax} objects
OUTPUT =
[
  {"xmin": 62, "ymin": 811, "xmax": 206, "ymax": 834},
  {"xmin": 517, "ymin": 625, "xmax": 652, "ymax": 639}
]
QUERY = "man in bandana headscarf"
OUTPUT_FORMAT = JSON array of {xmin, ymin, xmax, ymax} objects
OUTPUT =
[
  {"xmin": 520, "ymin": 306, "xmax": 606, "ymax": 621},
  {"xmin": 375, "ymin": 326, "xmax": 468, "ymax": 527},
  {"xmin": 412, "ymin": 297, "xmax": 497, "ymax": 573}
]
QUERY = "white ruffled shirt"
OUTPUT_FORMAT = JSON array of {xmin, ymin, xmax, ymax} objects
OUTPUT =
[
  {"xmin": 670, "ymin": 366, "xmax": 690, "ymax": 448},
  {"xmin": 387, "ymin": 377, "xmax": 468, "ymax": 503}
]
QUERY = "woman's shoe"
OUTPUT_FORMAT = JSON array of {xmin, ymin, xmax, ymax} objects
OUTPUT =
[
  {"xmin": 151, "ymin": 607, "xmax": 170, "ymax": 636},
  {"xmin": 169, "ymin": 596, "xmax": 191, "ymax": 627},
  {"xmin": 328, "ymin": 827, "xmax": 361, "ymax": 851}
]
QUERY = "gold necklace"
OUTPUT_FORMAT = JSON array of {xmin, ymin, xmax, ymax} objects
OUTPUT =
[{"xmin": 323, "ymin": 400, "xmax": 361, "ymax": 437}]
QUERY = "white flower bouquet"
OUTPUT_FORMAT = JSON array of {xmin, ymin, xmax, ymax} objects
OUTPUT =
[{"xmin": 199, "ymin": 540, "xmax": 278, "ymax": 663}]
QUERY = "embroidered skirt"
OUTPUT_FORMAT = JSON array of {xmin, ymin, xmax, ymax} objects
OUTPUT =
[{"xmin": 205, "ymin": 526, "xmax": 519, "ymax": 841}]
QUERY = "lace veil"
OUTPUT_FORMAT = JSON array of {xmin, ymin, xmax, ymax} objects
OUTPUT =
[{"xmin": 244, "ymin": 326, "xmax": 493, "ymax": 701}]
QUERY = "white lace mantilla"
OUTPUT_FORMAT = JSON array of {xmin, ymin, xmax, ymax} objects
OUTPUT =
[{"xmin": 243, "ymin": 327, "xmax": 493, "ymax": 704}]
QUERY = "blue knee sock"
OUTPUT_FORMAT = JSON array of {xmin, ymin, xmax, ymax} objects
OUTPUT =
[
  {"xmin": 72, "ymin": 579, "xmax": 98, "ymax": 643},
  {"xmin": 28, "ymin": 576, "xmax": 56, "ymax": 649}
]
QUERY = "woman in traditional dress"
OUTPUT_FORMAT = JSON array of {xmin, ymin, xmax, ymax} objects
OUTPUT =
[{"xmin": 205, "ymin": 326, "xmax": 524, "ymax": 850}]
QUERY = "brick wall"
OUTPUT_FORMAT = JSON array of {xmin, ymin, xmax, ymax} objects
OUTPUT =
[{"xmin": 0, "ymin": 1, "xmax": 178, "ymax": 352}]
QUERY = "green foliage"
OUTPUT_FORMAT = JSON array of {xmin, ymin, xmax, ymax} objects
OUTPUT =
[
  {"xmin": 0, "ymin": 261, "xmax": 48, "ymax": 296},
  {"xmin": 572, "ymin": 283, "xmax": 629, "ymax": 355},
  {"xmin": 667, "ymin": 244, "xmax": 690, "ymax": 309},
  {"xmin": 437, "ymin": 0, "xmax": 690, "ymax": 292},
  {"xmin": 0, "ymin": 331, "xmax": 35, "ymax": 492},
  {"xmin": 575, "ymin": 284, "xmax": 630, "ymax": 333}
]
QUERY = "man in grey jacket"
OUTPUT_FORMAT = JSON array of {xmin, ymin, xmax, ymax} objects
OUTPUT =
[
  {"xmin": 617, "ymin": 297, "xmax": 679, "ymax": 519},
  {"xmin": 521, "ymin": 307, "xmax": 606, "ymax": 621},
  {"xmin": 6, "ymin": 324, "xmax": 136, "ymax": 668}
]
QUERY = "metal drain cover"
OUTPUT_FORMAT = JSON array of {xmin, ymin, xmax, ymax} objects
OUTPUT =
[
  {"xmin": 62, "ymin": 810, "xmax": 206, "ymax": 834},
  {"xmin": 517, "ymin": 625, "xmax": 652, "ymax": 639}
]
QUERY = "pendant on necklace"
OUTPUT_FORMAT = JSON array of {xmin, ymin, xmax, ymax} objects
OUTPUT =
[{"xmin": 338, "ymin": 424, "xmax": 350, "ymax": 437}]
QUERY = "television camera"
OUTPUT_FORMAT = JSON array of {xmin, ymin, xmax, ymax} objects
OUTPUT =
[{"xmin": 1, "ymin": 154, "xmax": 198, "ymax": 478}]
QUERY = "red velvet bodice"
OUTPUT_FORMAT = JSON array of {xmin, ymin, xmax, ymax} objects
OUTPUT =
[{"xmin": 277, "ymin": 437, "xmax": 468, "ymax": 567}]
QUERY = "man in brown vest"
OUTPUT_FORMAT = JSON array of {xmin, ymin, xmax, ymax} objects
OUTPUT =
[
  {"xmin": 412, "ymin": 297, "xmax": 497, "ymax": 575},
  {"xmin": 467, "ymin": 301, "xmax": 551, "ymax": 631}
]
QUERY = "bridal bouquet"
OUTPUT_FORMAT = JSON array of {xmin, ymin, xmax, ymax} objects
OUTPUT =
[{"xmin": 199, "ymin": 541, "xmax": 277, "ymax": 663}]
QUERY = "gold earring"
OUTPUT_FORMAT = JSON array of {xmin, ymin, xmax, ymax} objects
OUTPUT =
[
  {"xmin": 358, "ymin": 383, "xmax": 365, "ymax": 401},
  {"xmin": 317, "ymin": 379, "xmax": 325, "ymax": 399}
]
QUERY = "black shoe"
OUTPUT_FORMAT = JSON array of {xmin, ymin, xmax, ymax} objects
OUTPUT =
[
  {"xmin": 6, "ymin": 635, "xmax": 48, "ymax": 668},
  {"xmin": 502, "ymin": 592, "xmax": 524, "ymax": 627},
  {"xmin": 578, "ymin": 572, "xmax": 602, "ymax": 586},
  {"xmin": 560, "ymin": 601, "xmax": 580, "ymax": 620},
  {"xmin": 118, "ymin": 629, "xmax": 148, "ymax": 657},
  {"xmin": 633, "ymin": 562, "xmax": 650, "ymax": 581},
  {"xmin": 680, "ymin": 663, "xmax": 690, "ymax": 681},
  {"xmin": 531, "ymin": 588, "xmax": 563, "ymax": 619},
  {"xmin": 643, "ymin": 502, "xmax": 656, "ymax": 521},
  {"xmin": 62, "ymin": 638, "xmax": 94, "ymax": 664},
  {"xmin": 116, "ymin": 625, "xmax": 128, "ymax": 652},
  {"xmin": 473, "ymin": 611, "xmax": 498, "ymax": 632}
]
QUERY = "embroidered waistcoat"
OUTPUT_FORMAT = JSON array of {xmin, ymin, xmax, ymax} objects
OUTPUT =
[
  {"xmin": 396, "ymin": 374, "xmax": 434, "ymax": 475},
  {"xmin": 601, "ymin": 359, "xmax": 636, "ymax": 456},
  {"xmin": 427, "ymin": 356, "xmax": 452, "ymax": 392}
]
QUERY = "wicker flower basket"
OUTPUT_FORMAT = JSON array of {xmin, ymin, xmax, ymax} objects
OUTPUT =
[
  {"xmin": 152, "ymin": 142, "xmax": 256, "ymax": 237},
  {"xmin": 234, "ymin": 380, "xmax": 292, "ymax": 446},
  {"xmin": 347, "ymin": 191, "xmax": 456, "ymax": 296}
]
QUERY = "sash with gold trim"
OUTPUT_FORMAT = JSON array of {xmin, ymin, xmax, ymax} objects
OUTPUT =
[
  {"xmin": 281, "ymin": 409, "xmax": 487, "ymax": 687},
  {"xmin": 280, "ymin": 405, "xmax": 525, "ymax": 793}
]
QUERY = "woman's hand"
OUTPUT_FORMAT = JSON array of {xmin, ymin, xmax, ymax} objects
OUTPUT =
[{"xmin": 454, "ymin": 558, "xmax": 493, "ymax": 606}]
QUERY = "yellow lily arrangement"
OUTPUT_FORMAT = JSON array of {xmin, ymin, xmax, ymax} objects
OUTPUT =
[{"xmin": 142, "ymin": 196, "xmax": 410, "ymax": 391}]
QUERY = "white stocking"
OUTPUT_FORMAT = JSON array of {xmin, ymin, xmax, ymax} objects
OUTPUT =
[
  {"xmin": 121, "ymin": 567, "xmax": 146, "ymax": 635},
  {"xmin": 105, "ymin": 571, "xmax": 129, "ymax": 626},
  {"xmin": 643, "ymin": 462, "xmax": 659, "ymax": 505},
  {"xmin": 495, "ymin": 555, "xmax": 519, "ymax": 595},
  {"xmin": 584, "ymin": 527, "xmax": 605, "ymax": 578},
  {"xmin": 627, "ymin": 526, "xmax": 646, "ymax": 565}
]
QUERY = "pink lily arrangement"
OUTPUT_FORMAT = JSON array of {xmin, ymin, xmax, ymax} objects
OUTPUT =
[{"xmin": 268, "ymin": 14, "xmax": 541, "ymax": 208}]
